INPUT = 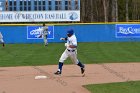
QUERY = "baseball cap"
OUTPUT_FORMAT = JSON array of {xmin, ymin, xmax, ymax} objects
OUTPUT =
[{"xmin": 67, "ymin": 29, "xmax": 74, "ymax": 35}]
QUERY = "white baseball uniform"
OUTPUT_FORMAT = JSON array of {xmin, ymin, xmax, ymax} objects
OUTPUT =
[
  {"xmin": 0, "ymin": 32, "xmax": 4, "ymax": 43},
  {"xmin": 41, "ymin": 26, "xmax": 48, "ymax": 45},
  {"xmin": 55, "ymin": 30, "xmax": 85, "ymax": 75},
  {"xmin": 59, "ymin": 34, "xmax": 79, "ymax": 64}
]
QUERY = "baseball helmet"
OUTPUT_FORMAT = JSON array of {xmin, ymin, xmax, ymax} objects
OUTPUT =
[{"xmin": 67, "ymin": 29, "xmax": 74, "ymax": 35}]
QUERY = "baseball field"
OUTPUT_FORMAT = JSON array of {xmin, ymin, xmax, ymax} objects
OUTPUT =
[{"xmin": 0, "ymin": 42, "xmax": 140, "ymax": 93}]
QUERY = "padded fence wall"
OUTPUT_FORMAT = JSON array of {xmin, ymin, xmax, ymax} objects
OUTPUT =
[{"xmin": 0, "ymin": 24, "xmax": 140, "ymax": 44}]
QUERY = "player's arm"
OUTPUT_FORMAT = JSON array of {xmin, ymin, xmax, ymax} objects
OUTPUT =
[
  {"xmin": 38, "ymin": 35, "xmax": 42, "ymax": 38},
  {"xmin": 60, "ymin": 37, "xmax": 68, "ymax": 41},
  {"xmin": 38, "ymin": 29, "xmax": 43, "ymax": 38}
]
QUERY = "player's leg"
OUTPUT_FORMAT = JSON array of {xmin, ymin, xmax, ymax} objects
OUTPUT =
[
  {"xmin": 69, "ymin": 51, "xmax": 85, "ymax": 74},
  {"xmin": 2, "ymin": 42, "xmax": 5, "ymax": 47},
  {"xmin": 77, "ymin": 60, "xmax": 85, "ymax": 74},
  {"xmin": 0, "ymin": 39, "xmax": 5, "ymax": 47},
  {"xmin": 46, "ymin": 39, "xmax": 48, "ymax": 45},
  {"xmin": 54, "ymin": 49, "xmax": 69, "ymax": 75},
  {"xmin": 43, "ymin": 37, "xmax": 48, "ymax": 46},
  {"xmin": 46, "ymin": 35, "xmax": 48, "ymax": 45}
]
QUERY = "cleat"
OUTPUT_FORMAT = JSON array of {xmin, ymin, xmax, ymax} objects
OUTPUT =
[
  {"xmin": 82, "ymin": 73, "xmax": 85, "ymax": 77},
  {"xmin": 2, "ymin": 43, "xmax": 5, "ymax": 47},
  {"xmin": 54, "ymin": 71, "xmax": 61, "ymax": 75},
  {"xmin": 44, "ymin": 44, "xmax": 48, "ymax": 46},
  {"xmin": 81, "ymin": 67, "xmax": 85, "ymax": 77},
  {"xmin": 81, "ymin": 65, "xmax": 85, "ymax": 74},
  {"xmin": 81, "ymin": 68, "xmax": 85, "ymax": 74}
]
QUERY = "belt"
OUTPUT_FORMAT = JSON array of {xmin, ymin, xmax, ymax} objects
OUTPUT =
[{"xmin": 67, "ymin": 49, "xmax": 75, "ymax": 52}]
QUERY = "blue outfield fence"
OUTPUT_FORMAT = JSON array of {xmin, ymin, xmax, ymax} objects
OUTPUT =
[{"xmin": 0, "ymin": 24, "xmax": 140, "ymax": 44}]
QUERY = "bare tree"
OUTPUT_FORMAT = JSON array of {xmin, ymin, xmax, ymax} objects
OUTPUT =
[
  {"xmin": 102, "ymin": 0, "xmax": 108, "ymax": 22},
  {"xmin": 111, "ymin": 0, "xmax": 118, "ymax": 22},
  {"xmin": 80, "ymin": 0, "xmax": 140, "ymax": 22},
  {"xmin": 126, "ymin": 0, "xmax": 129, "ymax": 21},
  {"xmin": 115, "ymin": 0, "xmax": 118, "ymax": 21},
  {"xmin": 90, "ymin": 0, "xmax": 93, "ymax": 22},
  {"xmin": 80, "ymin": 0, "xmax": 86, "ymax": 22},
  {"xmin": 112, "ymin": 0, "xmax": 116, "ymax": 21}
]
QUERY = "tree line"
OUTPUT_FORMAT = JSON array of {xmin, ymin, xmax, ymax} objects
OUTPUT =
[{"xmin": 80, "ymin": 0, "xmax": 140, "ymax": 22}]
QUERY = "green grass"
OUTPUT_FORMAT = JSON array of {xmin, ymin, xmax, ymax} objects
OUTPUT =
[
  {"xmin": 0, "ymin": 42, "xmax": 140, "ymax": 67},
  {"xmin": 84, "ymin": 81, "xmax": 140, "ymax": 93}
]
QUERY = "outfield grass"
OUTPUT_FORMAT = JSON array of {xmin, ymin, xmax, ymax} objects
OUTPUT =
[
  {"xmin": 0, "ymin": 42, "xmax": 140, "ymax": 67},
  {"xmin": 84, "ymin": 81, "xmax": 140, "ymax": 93}
]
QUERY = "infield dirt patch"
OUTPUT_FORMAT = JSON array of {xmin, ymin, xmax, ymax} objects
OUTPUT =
[{"xmin": 0, "ymin": 63, "xmax": 140, "ymax": 93}]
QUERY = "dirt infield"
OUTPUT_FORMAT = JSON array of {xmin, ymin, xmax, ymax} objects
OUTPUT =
[{"xmin": 0, "ymin": 63, "xmax": 140, "ymax": 93}]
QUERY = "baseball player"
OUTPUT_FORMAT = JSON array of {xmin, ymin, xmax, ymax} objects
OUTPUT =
[
  {"xmin": 54, "ymin": 29, "xmax": 85, "ymax": 75},
  {"xmin": 0, "ymin": 32, "xmax": 5, "ymax": 47},
  {"xmin": 39, "ymin": 23, "xmax": 48, "ymax": 46}
]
